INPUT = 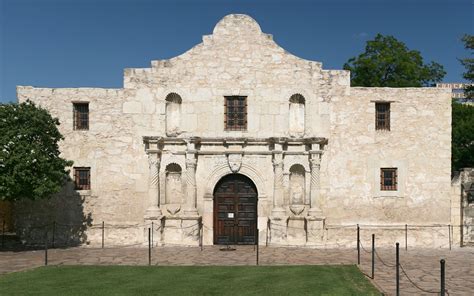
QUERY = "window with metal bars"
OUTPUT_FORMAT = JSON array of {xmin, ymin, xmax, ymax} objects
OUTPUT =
[
  {"xmin": 224, "ymin": 96, "xmax": 247, "ymax": 131},
  {"xmin": 74, "ymin": 167, "xmax": 91, "ymax": 190},
  {"xmin": 73, "ymin": 103, "xmax": 89, "ymax": 130},
  {"xmin": 380, "ymin": 168, "xmax": 397, "ymax": 191},
  {"xmin": 375, "ymin": 102, "xmax": 390, "ymax": 131}
]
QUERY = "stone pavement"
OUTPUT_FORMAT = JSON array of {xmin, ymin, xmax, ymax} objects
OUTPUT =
[{"xmin": 1, "ymin": 245, "xmax": 473, "ymax": 295}]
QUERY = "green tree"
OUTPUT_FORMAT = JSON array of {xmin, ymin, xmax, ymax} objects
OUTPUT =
[
  {"xmin": 460, "ymin": 34, "xmax": 474, "ymax": 100},
  {"xmin": 343, "ymin": 34, "xmax": 446, "ymax": 87},
  {"xmin": 0, "ymin": 101, "xmax": 73, "ymax": 201},
  {"xmin": 452, "ymin": 101, "xmax": 474, "ymax": 171}
]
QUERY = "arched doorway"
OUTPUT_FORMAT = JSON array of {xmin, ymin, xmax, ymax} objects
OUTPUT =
[{"xmin": 213, "ymin": 174, "xmax": 258, "ymax": 245}]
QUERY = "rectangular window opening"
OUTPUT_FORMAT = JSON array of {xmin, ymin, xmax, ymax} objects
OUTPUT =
[
  {"xmin": 73, "ymin": 103, "xmax": 89, "ymax": 130},
  {"xmin": 74, "ymin": 167, "xmax": 91, "ymax": 190},
  {"xmin": 375, "ymin": 102, "xmax": 390, "ymax": 131},
  {"xmin": 380, "ymin": 168, "xmax": 397, "ymax": 191},
  {"xmin": 224, "ymin": 96, "xmax": 247, "ymax": 131}
]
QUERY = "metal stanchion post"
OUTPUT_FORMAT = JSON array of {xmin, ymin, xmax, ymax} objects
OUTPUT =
[
  {"xmin": 266, "ymin": 219, "xmax": 270, "ymax": 247},
  {"xmin": 440, "ymin": 259, "xmax": 445, "ymax": 296},
  {"xmin": 371, "ymin": 234, "xmax": 375, "ymax": 279},
  {"xmin": 405, "ymin": 224, "xmax": 408, "ymax": 251},
  {"xmin": 151, "ymin": 221, "xmax": 154, "ymax": 248},
  {"xmin": 357, "ymin": 224, "xmax": 360, "ymax": 265},
  {"xmin": 200, "ymin": 220, "xmax": 203, "ymax": 251},
  {"xmin": 1, "ymin": 220, "xmax": 5, "ymax": 249},
  {"xmin": 448, "ymin": 225, "xmax": 451, "ymax": 250},
  {"xmin": 101, "ymin": 221, "xmax": 105, "ymax": 249},
  {"xmin": 44, "ymin": 235, "xmax": 48, "ymax": 266},
  {"xmin": 148, "ymin": 228, "xmax": 151, "ymax": 266},
  {"xmin": 396, "ymin": 242, "xmax": 400, "ymax": 296},
  {"xmin": 52, "ymin": 221, "xmax": 56, "ymax": 248},
  {"xmin": 256, "ymin": 228, "xmax": 259, "ymax": 266}
]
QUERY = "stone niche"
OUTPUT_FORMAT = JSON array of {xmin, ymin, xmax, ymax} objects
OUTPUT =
[
  {"xmin": 165, "ymin": 93, "xmax": 182, "ymax": 137},
  {"xmin": 288, "ymin": 94, "xmax": 305, "ymax": 138},
  {"xmin": 289, "ymin": 164, "xmax": 306, "ymax": 215},
  {"xmin": 286, "ymin": 164, "xmax": 307, "ymax": 245},
  {"xmin": 165, "ymin": 163, "xmax": 183, "ymax": 215}
]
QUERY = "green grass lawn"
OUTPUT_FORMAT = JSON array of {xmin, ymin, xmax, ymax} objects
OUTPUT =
[{"xmin": 0, "ymin": 265, "xmax": 379, "ymax": 296}]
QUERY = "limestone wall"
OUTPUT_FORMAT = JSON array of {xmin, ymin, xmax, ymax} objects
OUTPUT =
[
  {"xmin": 16, "ymin": 87, "xmax": 151, "ymax": 245},
  {"xmin": 14, "ymin": 14, "xmax": 455, "ymax": 248},
  {"xmin": 324, "ymin": 87, "xmax": 452, "ymax": 227},
  {"xmin": 122, "ymin": 14, "xmax": 347, "ymax": 139}
]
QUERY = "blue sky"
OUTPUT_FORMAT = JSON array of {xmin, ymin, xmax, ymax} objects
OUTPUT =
[{"xmin": 0, "ymin": 0, "xmax": 472, "ymax": 103}]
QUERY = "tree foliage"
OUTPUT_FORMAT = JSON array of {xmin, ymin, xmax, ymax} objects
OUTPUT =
[
  {"xmin": 460, "ymin": 34, "xmax": 474, "ymax": 100},
  {"xmin": 343, "ymin": 34, "xmax": 446, "ymax": 87},
  {"xmin": 0, "ymin": 101, "xmax": 73, "ymax": 201},
  {"xmin": 452, "ymin": 101, "xmax": 474, "ymax": 171}
]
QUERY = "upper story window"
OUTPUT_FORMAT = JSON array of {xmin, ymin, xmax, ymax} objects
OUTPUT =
[
  {"xmin": 224, "ymin": 96, "xmax": 247, "ymax": 131},
  {"xmin": 375, "ymin": 102, "xmax": 390, "ymax": 131},
  {"xmin": 380, "ymin": 168, "xmax": 397, "ymax": 191},
  {"xmin": 74, "ymin": 167, "xmax": 91, "ymax": 190},
  {"xmin": 73, "ymin": 103, "xmax": 89, "ymax": 130}
]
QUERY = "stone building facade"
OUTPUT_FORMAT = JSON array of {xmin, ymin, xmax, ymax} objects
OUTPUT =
[{"xmin": 16, "ymin": 15, "xmax": 456, "ymax": 248}]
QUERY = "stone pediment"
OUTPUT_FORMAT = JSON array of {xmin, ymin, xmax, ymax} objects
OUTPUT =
[
  {"xmin": 149, "ymin": 14, "xmax": 322, "ymax": 68},
  {"xmin": 123, "ymin": 14, "xmax": 342, "ymax": 90},
  {"xmin": 212, "ymin": 14, "xmax": 266, "ymax": 40}
]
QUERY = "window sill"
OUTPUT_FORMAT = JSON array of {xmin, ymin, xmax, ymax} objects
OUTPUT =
[{"xmin": 374, "ymin": 194, "xmax": 403, "ymax": 198}]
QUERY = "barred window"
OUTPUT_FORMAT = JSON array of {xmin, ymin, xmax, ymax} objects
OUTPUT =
[
  {"xmin": 74, "ymin": 167, "xmax": 91, "ymax": 190},
  {"xmin": 224, "ymin": 96, "xmax": 247, "ymax": 131},
  {"xmin": 380, "ymin": 168, "xmax": 397, "ymax": 191},
  {"xmin": 375, "ymin": 102, "xmax": 390, "ymax": 131},
  {"xmin": 73, "ymin": 103, "xmax": 89, "ymax": 130}
]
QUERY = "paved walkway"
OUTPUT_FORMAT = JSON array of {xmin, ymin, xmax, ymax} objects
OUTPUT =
[{"xmin": 1, "ymin": 246, "xmax": 473, "ymax": 295}]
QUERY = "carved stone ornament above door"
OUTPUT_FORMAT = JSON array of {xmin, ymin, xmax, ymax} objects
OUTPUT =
[{"xmin": 227, "ymin": 154, "xmax": 242, "ymax": 173}]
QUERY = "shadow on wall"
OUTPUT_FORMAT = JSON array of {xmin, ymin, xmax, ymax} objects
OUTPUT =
[{"xmin": 13, "ymin": 181, "xmax": 92, "ymax": 248}]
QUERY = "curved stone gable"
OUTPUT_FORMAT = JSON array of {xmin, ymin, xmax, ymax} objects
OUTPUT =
[{"xmin": 124, "ymin": 14, "xmax": 342, "ymax": 92}]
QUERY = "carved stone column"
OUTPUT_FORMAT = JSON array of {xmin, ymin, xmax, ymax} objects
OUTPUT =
[
  {"xmin": 271, "ymin": 149, "xmax": 286, "ymax": 217},
  {"xmin": 184, "ymin": 150, "xmax": 199, "ymax": 216},
  {"xmin": 308, "ymin": 151, "xmax": 323, "ymax": 217},
  {"xmin": 145, "ymin": 152, "xmax": 162, "ymax": 219}
]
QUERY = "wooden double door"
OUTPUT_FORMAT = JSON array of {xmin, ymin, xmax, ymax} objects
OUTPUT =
[{"xmin": 213, "ymin": 174, "xmax": 257, "ymax": 245}]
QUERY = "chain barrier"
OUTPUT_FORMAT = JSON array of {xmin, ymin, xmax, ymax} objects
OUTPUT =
[
  {"xmin": 398, "ymin": 263, "xmax": 441, "ymax": 294},
  {"xmin": 358, "ymin": 236, "xmax": 448, "ymax": 295},
  {"xmin": 373, "ymin": 249, "xmax": 396, "ymax": 268},
  {"xmin": 358, "ymin": 240, "xmax": 372, "ymax": 254}
]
